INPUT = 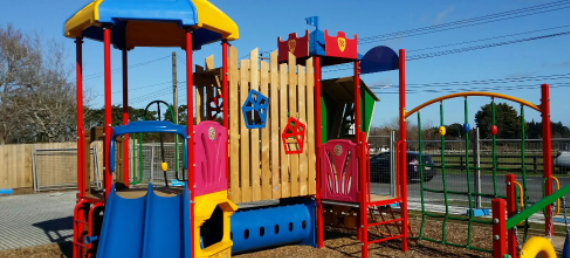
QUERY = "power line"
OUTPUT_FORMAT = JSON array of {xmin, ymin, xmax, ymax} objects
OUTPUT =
[
  {"xmin": 367, "ymin": 73, "xmax": 570, "ymax": 90},
  {"xmin": 359, "ymin": 1, "xmax": 570, "ymax": 44},
  {"xmin": 406, "ymin": 30, "xmax": 570, "ymax": 61},
  {"xmin": 373, "ymin": 83, "xmax": 570, "ymax": 94},
  {"xmin": 322, "ymin": 30, "xmax": 570, "ymax": 73},
  {"xmin": 80, "ymin": 55, "xmax": 171, "ymax": 81},
  {"xmin": 407, "ymin": 24, "xmax": 570, "ymax": 53}
]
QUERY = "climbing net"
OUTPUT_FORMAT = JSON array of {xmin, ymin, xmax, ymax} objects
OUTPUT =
[{"xmin": 411, "ymin": 97, "xmax": 532, "ymax": 253}]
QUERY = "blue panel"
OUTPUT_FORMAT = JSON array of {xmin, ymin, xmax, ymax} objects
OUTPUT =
[
  {"xmin": 563, "ymin": 233, "xmax": 570, "ymax": 258},
  {"xmin": 360, "ymin": 46, "xmax": 399, "ymax": 74},
  {"xmin": 0, "ymin": 189, "xmax": 13, "ymax": 195},
  {"xmin": 110, "ymin": 121, "xmax": 188, "ymax": 171},
  {"xmin": 308, "ymin": 29, "xmax": 326, "ymax": 57},
  {"xmin": 241, "ymin": 90, "xmax": 269, "ymax": 129},
  {"xmin": 230, "ymin": 199, "xmax": 316, "ymax": 254},
  {"xmin": 97, "ymin": 0, "xmax": 198, "ymax": 27},
  {"xmin": 96, "ymin": 184, "xmax": 191, "ymax": 258}
]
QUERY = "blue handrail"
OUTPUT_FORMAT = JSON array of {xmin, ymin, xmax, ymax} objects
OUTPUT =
[{"xmin": 110, "ymin": 121, "xmax": 188, "ymax": 172}]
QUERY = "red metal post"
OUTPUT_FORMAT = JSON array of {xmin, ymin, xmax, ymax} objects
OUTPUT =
[
  {"xmin": 222, "ymin": 40, "xmax": 229, "ymax": 197},
  {"xmin": 122, "ymin": 49, "xmax": 129, "ymax": 188},
  {"xmin": 314, "ymin": 56, "xmax": 324, "ymax": 248},
  {"xmin": 492, "ymin": 198, "xmax": 507, "ymax": 258},
  {"xmin": 75, "ymin": 37, "xmax": 85, "ymax": 199},
  {"xmin": 354, "ymin": 61, "xmax": 361, "ymax": 142},
  {"xmin": 185, "ymin": 29, "xmax": 195, "ymax": 258},
  {"xmin": 506, "ymin": 174, "xmax": 517, "ymax": 258},
  {"xmin": 398, "ymin": 49, "xmax": 408, "ymax": 252},
  {"xmin": 541, "ymin": 83, "xmax": 552, "ymax": 236},
  {"xmin": 359, "ymin": 131, "xmax": 369, "ymax": 258},
  {"xmin": 103, "ymin": 28, "xmax": 112, "ymax": 200},
  {"xmin": 355, "ymin": 60, "xmax": 363, "ymax": 243}
]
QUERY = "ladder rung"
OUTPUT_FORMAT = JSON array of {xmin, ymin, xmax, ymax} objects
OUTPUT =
[
  {"xmin": 74, "ymin": 241, "xmax": 88, "ymax": 248},
  {"xmin": 369, "ymin": 218, "xmax": 403, "ymax": 227},
  {"xmin": 367, "ymin": 234, "xmax": 404, "ymax": 245}
]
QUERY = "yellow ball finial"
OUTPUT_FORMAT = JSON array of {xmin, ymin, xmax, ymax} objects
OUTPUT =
[
  {"xmin": 161, "ymin": 162, "xmax": 168, "ymax": 172},
  {"xmin": 439, "ymin": 126, "xmax": 446, "ymax": 136}
]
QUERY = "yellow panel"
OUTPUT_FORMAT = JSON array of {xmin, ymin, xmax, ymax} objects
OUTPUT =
[
  {"xmin": 64, "ymin": 0, "xmax": 103, "ymax": 38},
  {"xmin": 194, "ymin": 190, "xmax": 238, "ymax": 258},
  {"xmin": 192, "ymin": 0, "xmax": 239, "ymax": 41}
]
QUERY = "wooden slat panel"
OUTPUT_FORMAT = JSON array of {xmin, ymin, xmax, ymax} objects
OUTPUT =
[
  {"xmin": 270, "ymin": 51, "xmax": 281, "ymax": 199},
  {"xmin": 297, "ymin": 64, "xmax": 308, "ymax": 196},
  {"xmin": 288, "ymin": 52, "xmax": 299, "ymax": 197},
  {"xmin": 229, "ymin": 46, "xmax": 241, "ymax": 203},
  {"xmin": 239, "ymin": 59, "xmax": 251, "ymax": 202},
  {"xmin": 205, "ymin": 84, "xmax": 214, "ymax": 121},
  {"xmin": 249, "ymin": 49, "xmax": 261, "ymax": 201},
  {"xmin": 260, "ymin": 59, "xmax": 271, "ymax": 200},
  {"xmin": 195, "ymin": 65, "xmax": 205, "ymax": 123},
  {"xmin": 305, "ymin": 58, "xmax": 316, "ymax": 195},
  {"xmin": 279, "ymin": 62, "xmax": 290, "ymax": 198}
]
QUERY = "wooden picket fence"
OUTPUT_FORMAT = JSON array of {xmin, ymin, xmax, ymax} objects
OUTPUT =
[
  {"xmin": 0, "ymin": 142, "xmax": 103, "ymax": 189},
  {"xmin": 195, "ymin": 47, "xmax": 317, "ymax": 204}
]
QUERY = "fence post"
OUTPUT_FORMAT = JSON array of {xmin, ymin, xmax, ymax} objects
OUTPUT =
[
  {"xmin": 150, "ymin": 146, "xmax": 155, "ymax": 184},
  {"xmin": 390, "ymin": 131, "xmax": 396, "ymax": 197},
  {"xmin": 473, "ymin": 127, "xmax": 482, "ymax": 209}
]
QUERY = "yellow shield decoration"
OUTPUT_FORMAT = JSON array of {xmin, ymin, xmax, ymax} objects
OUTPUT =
[
  {"xmin": 338, "ymin": 37, "xmax": 346, "ymax": 52},
  {"xmin": 288, "ymin": 39, "xmax": 296, "ymax": 53}
]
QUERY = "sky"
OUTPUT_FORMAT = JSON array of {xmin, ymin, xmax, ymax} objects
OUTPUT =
[{"xmin": 1, "ymin": 0, "xmax": 569, "ymax": 129}]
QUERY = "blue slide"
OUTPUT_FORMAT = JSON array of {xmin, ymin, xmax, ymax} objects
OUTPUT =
[{"xmin": 96, "ymin": 184, "xmax": 191, "ymax": 258}]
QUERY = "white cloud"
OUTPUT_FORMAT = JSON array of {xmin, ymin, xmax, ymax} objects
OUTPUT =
[{"xmin": 435, "ymin": 5, "xmax": 455, "ymax": 24}]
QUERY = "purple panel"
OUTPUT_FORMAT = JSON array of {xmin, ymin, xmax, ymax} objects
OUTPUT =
[
  {"xmin": 193, "ymin": 121, "xmax": 228, "ymax": 197},
  {"xmin": 319, "ymin": 139, "xmax": 359, "ymax": 203}
]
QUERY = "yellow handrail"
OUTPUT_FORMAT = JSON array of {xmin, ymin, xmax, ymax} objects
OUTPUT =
[{"xmin": 405, "ymin": 92, "xmax": 541, "ymax": 118}]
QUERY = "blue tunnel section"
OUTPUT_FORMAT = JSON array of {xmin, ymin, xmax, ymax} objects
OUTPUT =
[
  {"xmin": 230, "ymin": 198, "xmax": 316, "ymax": 254},
  {"xmin": 96, "ymin": 184, "xmax": 191, "ymax": 258}
]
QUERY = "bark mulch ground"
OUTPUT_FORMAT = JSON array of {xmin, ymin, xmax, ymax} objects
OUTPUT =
[{"xmin": 0, "ymin": 218, "xmax": 558, "ymax": 257}]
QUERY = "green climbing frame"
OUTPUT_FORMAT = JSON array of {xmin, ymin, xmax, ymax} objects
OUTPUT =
[
  {"xmin": 130, "ymin": 104, "xmax": 184, "ymax": 185},
  {"xmin": 410, "ymin": 97, "xmax": 531, "ymax": 253}
]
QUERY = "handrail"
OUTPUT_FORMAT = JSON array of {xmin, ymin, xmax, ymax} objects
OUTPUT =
[
  {"xmin": 513, "ymin": 181, "xmax": 524, "ymax": 211},
  {"xmin": 505, "ymin": 180, "xmax": 570, "ymax": 230},
  {"xmin": 395, "ymin": 140, "xmax": 403, "ymax": 198},
  {"xmin": 110, "ymin": 121, "xmax": 188, "ymax": 172},
  {"xmin": 542, "ymin": 176, "xmax": 561, "ymax": 217}
]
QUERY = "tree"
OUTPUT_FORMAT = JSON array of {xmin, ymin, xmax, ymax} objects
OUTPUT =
[
  {"xmin": 475, "ymin": 103, "xmax": 523, "ymax": 139},
  {"xmin": 0, "ymin": 24, "xmax": 84, "ymax": 143}
]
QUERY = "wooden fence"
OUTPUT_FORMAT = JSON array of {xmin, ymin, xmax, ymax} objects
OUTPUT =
[
  {"xmin": 0, "ymin": 142, "xmax": 103, "ymax": 189},
  {"xmin": 194, "ymin": 48, "xmax": 317, "ymax": 204}
]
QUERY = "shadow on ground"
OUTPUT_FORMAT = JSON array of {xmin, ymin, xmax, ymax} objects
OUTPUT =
[{"xmin": 33, "ymin": 216, "xmax": 73, "ymax": 258}]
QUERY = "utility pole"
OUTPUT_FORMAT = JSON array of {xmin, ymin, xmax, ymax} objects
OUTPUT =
[{"xmin": 172, "ymin": 52, "xmax": 178, "ymax": 124}]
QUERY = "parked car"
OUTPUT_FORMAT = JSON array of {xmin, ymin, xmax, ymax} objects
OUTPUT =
[
  {"xmin": 556, "ymin": 150, "xmax": 570, "ymax": 174},
  {"xmin": 370, "ymin": 151, "xmax": 437, "ymax": 183}
]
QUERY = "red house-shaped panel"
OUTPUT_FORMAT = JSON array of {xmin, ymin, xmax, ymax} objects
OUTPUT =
[
  {"xmin": 324, "ymin": 30, "xmax": 358, "ymax": 60},
  {"xmin": 278, "ymin": 30, "xmax": 309, "ymax": 63}
]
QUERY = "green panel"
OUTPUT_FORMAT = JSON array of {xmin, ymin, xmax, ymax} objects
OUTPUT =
[
  {"xmin": 320, "ymin": 91, "xmax": 337, "ymax": 144},
  {"xmin": 361, "ymin": 86, "xmax": 376, "ymax": 138}
]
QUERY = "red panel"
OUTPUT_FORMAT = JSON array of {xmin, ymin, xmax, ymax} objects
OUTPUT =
[
  {"xmin": 319, "ymin": 140, "xmax": 359, "ymax": 203},
  {"xmin": 281, "ymin": 117, "xmax": 306, "ymax": 154},
  {"xmin": 278, "ymin": 30, "xmax": 309, "ymax": 63},
  {"xmin": 324, "ymin": 30, "xmax": 358, "ymax": 60}
]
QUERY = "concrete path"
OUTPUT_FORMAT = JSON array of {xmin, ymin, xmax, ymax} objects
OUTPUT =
[{"xmin": 0, "ymin": 191, "xmax": 75, "ymax": 251}]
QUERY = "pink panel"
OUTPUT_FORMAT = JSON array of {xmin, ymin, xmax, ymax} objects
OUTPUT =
[
  {"xmin": 319, "ymin": 139, "xmax": 359, "ymax": 203},
  {"xmin": 193, "ymin": 121, "xmax": 228, "ymax": 196}
]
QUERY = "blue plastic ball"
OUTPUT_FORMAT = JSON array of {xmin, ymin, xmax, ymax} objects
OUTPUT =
[{"xmin": 463, "ymin": 123, "xmax": 471, "ymax": 133}]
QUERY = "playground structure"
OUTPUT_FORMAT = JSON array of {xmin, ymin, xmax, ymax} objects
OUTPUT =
[{"xmin": 63, "ymin": 1, "xmax": 570, "ymax": 258}]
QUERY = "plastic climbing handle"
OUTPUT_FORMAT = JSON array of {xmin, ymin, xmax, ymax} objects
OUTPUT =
[{"xmin": 110, "ymin": 121, "xmax": 188, "ymax": 172}]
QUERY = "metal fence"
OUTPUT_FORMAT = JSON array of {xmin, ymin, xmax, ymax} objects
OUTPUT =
[
  {"xmin": 368, "ymin": 132, "xmax": 396, "ymax": 197},
  {"xmin": 130, "ymin": 142, "xmax": 185, "ymax": 186},
  {"xmin": 32, "ymin": 147, "xmax": 101, "ymax": 192}
]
